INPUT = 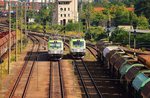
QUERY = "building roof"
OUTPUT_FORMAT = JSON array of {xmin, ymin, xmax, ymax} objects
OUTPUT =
[
  {"xmin": 126, "ymin": 7, "xmax": 134, "ymax": 11},
  {"xmin": 0, "ymin": 1, "xmax": 4, "ymax": 6},
  {"xmin": 94, "ymin": 7, "xmax": 134, "ymax": 12},
  {"xmin": 94, "ymin": 7, "xmax": 105, "ymax": 12}
]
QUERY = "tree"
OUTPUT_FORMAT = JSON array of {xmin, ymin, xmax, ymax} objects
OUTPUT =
[
  {"xmin": 85, "ymin": 27, "xmax": 105, "ymax": 41},
  {"xmin": 65, "ymin": 22, "xmax": 83, "ymax": 32},
  {"xmin": 92, "ymin": 11, "xmax": 107, "ymax": 26},
  {"xmin": 110, "ymin": 28, "xmax": 129, "ymax": 44},
  {"xmin": 27, "ymin": 10, "xmax": 36, "ymax": 19},
  {"xmin": 137, "ymin": 16, "xmax": 149, "ymax": 29},
  {"xmin": 80, "ymin": 3, "xmax": 94, "ymax": 30},
  {"xmin": 110, "ymin": 5, "xmax": 131, "ymax": 26},
  {"xmin": 135, "ymin": 0, "xmax": 150, "ymax": 23},
  {"xmin": 35, "ymin": 5, "xmax": 53, "ymax": 33}
]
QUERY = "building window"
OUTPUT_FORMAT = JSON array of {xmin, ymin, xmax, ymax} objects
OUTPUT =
[
  {"xmin": 64, "ymin": 14, "xmax": 66, "ymax": 17},
  {"xmin": 64, "ymin": 8, "xmax": 66, "ymax": 11},
  {"xmin": 61, "ymin": 14, "xmax": 63, "ymax": 17},
  {"xmin": 59, "ymin": 2, "xmax": 69, "ymax": 5},
  {"xmin": 60, "ymin": 8, "xmax": 63, "ymax": 11},
  {"xmin": 68, "ymin": 14, "xmax": 70, "ymax": 17},
  {"xmin": 64, "ymin": 2, "xmax": 69, "ymax": 4},
  {"xmin": 60, "ymin": 20, "xmax": 63, "ymax": 25},
  {"xmin": 68, "ymin": 8, "xmax": 70, "ymax": 11}
]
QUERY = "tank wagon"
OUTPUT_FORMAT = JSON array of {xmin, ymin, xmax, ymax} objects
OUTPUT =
[
  {"xmin": 48, "ymin": 39, "xmax": 64, "ymax": 60},
  {"xmin": 70, "ymin": 38, "xmax": 86, "ymax": 58},
  {"xmin": 97, "ymin": 40, "xmax": 150, "ymax": 98}
]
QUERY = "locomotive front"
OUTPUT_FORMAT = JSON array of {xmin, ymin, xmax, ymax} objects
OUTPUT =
[
  {"xmin": 48, "ymin": 39, "xmax": 64, "ymax": 60},
  {"xmin": 70, "ymin": 38, "xmax": 86, "ymax": 58}
]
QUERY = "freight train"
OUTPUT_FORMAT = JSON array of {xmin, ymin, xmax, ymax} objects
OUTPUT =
[
  {"xmin": 0, "ymin": 31, "xmax": 16, "ymax": 62},
  {"xmin": 97, "ymin": 40, "xmax": 150, "ymax": 98}
]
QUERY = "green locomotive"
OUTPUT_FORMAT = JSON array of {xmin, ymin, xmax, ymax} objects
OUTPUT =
[
  {"xmin": 48, "ymin": 39, "xmax": 64, "ymax": 60},
  {"xmin": 70, "ymin": 38, "xmax": 86, "ymax": 58}
]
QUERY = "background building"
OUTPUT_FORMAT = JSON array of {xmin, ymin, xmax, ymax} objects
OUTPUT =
[
  {"xmin": 81, "ymin": 0, "xmax": 93, "ymax": 3},
  {"xmin": 53, "ymin": 0, "xmax": 78, "ymax": 25},
  {"xmin": 0, "ymin": 0, "xmax": 53, "ymax": 11}
]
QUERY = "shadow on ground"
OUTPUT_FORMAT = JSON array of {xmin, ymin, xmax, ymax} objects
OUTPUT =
[{"xmin": 24, "ymin": 51, "xmax": 73, "ymax": 61}]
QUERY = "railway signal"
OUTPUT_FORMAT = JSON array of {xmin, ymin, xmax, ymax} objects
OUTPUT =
[{"xmin": 107, "ymin": 20, "xmax": 111, "ymax": 42}]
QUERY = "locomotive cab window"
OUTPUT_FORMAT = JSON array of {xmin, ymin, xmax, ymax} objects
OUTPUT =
[
  {"xmin": 73, "ymin": 40, "xmax": 84, "ymax": 47},
  {"xmin": 50, "ymin": 42, "xmax": 62, "ymax": 49}
]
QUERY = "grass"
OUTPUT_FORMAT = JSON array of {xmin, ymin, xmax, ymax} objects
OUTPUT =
[{"xmin": 84, "ymin": 49, "xmax": 96, "ymax": 61}]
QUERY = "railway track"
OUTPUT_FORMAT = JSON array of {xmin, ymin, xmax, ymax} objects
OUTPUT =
[
  {"xmin": 73, "ymin": 58, "xmax": 103, "ymax": 98},
  {"xmin": 11, "ymin": 32, "xmax": 133, "ymax": 98},
  {"xmin": 65, "ymin": 42, "xmax": 103, "ymax": 97},
  {"xmin": 49, "ymin": 61, "xmax": 65, "ymax": 98},
  {"xmin": 8, "ymin": 35, "xmax": 40, "ymax": 98},
  {"xmin": 84, "ymin": 46, "xmax": 132, "ymax": 98},
  {"xmin": 28, "ymin": 33, "xmax": 65, "ymax": 98}
]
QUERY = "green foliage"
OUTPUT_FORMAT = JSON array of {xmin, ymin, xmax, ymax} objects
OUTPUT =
[
  {"xmin": 11, "ymin": 55, "xmax": 16, "ymax": 62},
  {"xmin": 27, "ymin": 10, "xmax": 36, "ymax": 18},
  {"xmin": 110, "ymin": 28, "xmax": 150, "ymax": 47},
  {"xmin": 28, "ymin": 23, "xmax": 64, "ymax": 34},
  {"xmin": 49, "ymin": 25, "xmax": 63, "ymax": 30},
  {"xmin": 80, "ymin": 3, "xmax": 94, "ymax": 28},
  {"xmin": 93, "ymin": 0, "xmax": 139, "ymax": 6},
  {"xmin": 34, "ymin": 5, "xmax": 54, "ymax": 33},
  {"xmin": 137, "ymin": 16, "xmax": 149, "ymax": 29},
  {"xmin": 111, "ymin": 5, "xmax": 131, "ymax": 26},
  {"xmin": 85, "ymin": 26, "xmax": 105, "ymax": 41},
  {"xmin": 35, "ymin": 6, "xmax": 52, "ymax": 24},
  {"xmin": 110, "ymin": 28, "xmax": 129, "ymax": 44},
  {"xmin": 92, "ymin": 12, "xmax": 108, "ymax": 26},
  {"xmin": 28, "ymin": 24, "xmax": 43, "ymax": 32},
  {"xmin": 136, "ymin": 33, "xmax": 150, "ymax": 43},
  {"xmin": 81, "ymin": 2, "xmax": 150, "ymax": 29},
  {"xmin": 135, "ymin": 0, "xmax": 150, "ymax": 23},
  {"xmin": 65, "ymin": 22, "xmax": 83, "ymax": 32}
]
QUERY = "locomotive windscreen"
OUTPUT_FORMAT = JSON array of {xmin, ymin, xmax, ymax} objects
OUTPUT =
[
  {"xmin": 50, "ymin": 42, "xmax": 62, "ymax": 49},
  {"xmin": 73, "ymin": 40, "xmax": 84, "ymax": 47}
]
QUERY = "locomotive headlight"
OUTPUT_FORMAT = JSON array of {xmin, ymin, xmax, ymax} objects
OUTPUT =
[
  {"xmin": 60, "ymin": 50, "xmax": 63, "ymax": 53},
  {"xmin": 83, "ymin": 49, "xmax": 86, "ymax": 52},
  {"xmin": 71, "ymin": 49, "xmax": 74, "ymax": 52}
]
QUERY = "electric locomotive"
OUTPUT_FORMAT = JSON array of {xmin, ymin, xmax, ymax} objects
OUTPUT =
[
  {"xmin": 70, "ymin": 38, "xmax": 86, "ymax": 58},
  {"xmin": 48, "ymin": 39, "xmax": 64, "ymax": 60}
]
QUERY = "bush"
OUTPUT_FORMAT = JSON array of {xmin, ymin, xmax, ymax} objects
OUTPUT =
[
  {"xmin": 85, "ymin": 26, "xmax": 105, "ymax": 41},
  {"xmin": 137, "ymin": 16, "xmax": 149, "ymax": 29},
  {"xmin": 110, "ymin": 28, "xmax": 150, "ymax": 48},
  {"xmin": 65, "ymin": 31, "xmax": 84, "ymax": 37},
  {"xmin": 65, "ymin": 22, "xmax": 83, "ymax": 32},
  {"xmin": 110, "ymin": 28, "xmax": 129, "ymax": 44}
]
